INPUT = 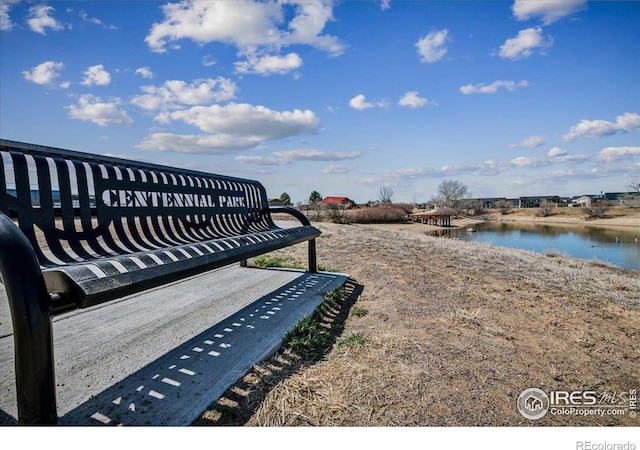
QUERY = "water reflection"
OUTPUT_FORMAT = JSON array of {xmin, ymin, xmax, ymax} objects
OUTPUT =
[{"xmin": 428, "ymin": 221, "xmax": 640, "ymax": 271}]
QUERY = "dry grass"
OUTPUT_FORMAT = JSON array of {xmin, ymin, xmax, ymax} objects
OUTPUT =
[{"xmin": 196, "ymin": 221, "xmax": 640, "ymax": 427}]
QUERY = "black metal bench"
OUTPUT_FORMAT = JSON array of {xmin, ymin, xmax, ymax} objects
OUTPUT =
[{"xmin": 0, "ymin": 139, "xmax": 320, "ymax": 425}]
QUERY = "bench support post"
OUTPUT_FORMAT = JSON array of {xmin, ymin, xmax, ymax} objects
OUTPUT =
[
  {"xmin": 0, "ymin": 214, "xmax": 58, "ymax": 425},
  {"xmin": 308, "ymin": 239, "xmax": 317, "ymax": 273}
]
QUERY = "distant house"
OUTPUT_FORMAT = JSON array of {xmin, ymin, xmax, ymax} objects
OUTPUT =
[
  {"xmin": 604, "ymin": 192, "xmax": 635, "ymax": 203},
  {"xmin": 571, "ymin": 195, "xmax": 595, "ymax": 207},
  {"xmin": 321, "ymin": 196, "xmax": 354, "ymax": 205},
  {"xmin": 466, "ymin": 197, "xmax": 507, "ymax": 209},
  {"xmin": 519, "ymin": 196, "xmax": 560, "ymax": 208}
]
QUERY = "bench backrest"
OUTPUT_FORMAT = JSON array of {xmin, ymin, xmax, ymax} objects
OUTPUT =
[{"xmin": 0, "ymin": 139, "xmax": 275, "ymax": 267}]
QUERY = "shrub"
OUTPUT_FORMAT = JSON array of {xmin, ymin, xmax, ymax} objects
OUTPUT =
[
  {"xmin": 323, "ymin": 202, "xmax": 352, "ymax": 224},
  {"xmin": 537, "ymin": 201, "xmax": 556, "ymax": 217},
  {"xmin": 583, "ymin": 199, "xmax": 611, "ymax": 219},
  {"xmin": 393, "ymin": 203, "xmax": 416, "ymax": 215},
  {"xmin": 495, "ymin": 200, "xmax": 513, "ymax": 215},
  {"xmin": 348, "ymin": 204, "xmax": 409, "ymax": 223},
  {"xmin": 336, "ymin": 332, "xmax": 366, "ymax": 347},
  {"xmin": 350, "ymin": 305, "xmax": 369, "ymax": 317}
]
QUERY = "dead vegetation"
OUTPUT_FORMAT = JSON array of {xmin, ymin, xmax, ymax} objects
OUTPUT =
[{"xmin": 196, "ymin": 222, "xmax": 640, "ymax": 427}]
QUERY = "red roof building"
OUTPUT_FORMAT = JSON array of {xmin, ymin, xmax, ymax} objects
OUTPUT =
[{"xmin": 321, "ymin": 196, "xmax": 351, "ymax": 204}]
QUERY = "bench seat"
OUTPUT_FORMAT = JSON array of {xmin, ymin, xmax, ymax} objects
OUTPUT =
[{"xmin": 46, "ymin": 225, "xmax": 320, "ymax": 308}]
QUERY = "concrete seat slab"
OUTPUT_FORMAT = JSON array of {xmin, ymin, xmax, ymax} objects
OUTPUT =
[{"xmin": 0, "ymin": 265, "xmax": 348, "ymax": 425}]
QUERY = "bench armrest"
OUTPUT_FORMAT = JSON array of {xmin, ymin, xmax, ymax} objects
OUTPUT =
[
  {"xmin": 268, "ymin": 206, "xmax": 317, "ymax": 272},
  {"xmin": 268, "ymin": 206, "xmax": 312, "ymax": 226}
]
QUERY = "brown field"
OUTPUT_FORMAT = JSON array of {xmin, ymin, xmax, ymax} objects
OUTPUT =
[{"xmin": 196, "ymin": 209, "xmax": 640, "ymax": 427}]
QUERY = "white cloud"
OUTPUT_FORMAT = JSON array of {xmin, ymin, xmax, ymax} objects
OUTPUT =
[
  {"xmin": 144, "ymin": 103, "xmax": 320, "ymax": 154},
  {"xmin": 273, "ymin": 149, "xmax": 362, "ymax": 162},
  {"xmin": 27, "ymin": 4, "xmax": 63, "ymax": 35},
  {"xmin": 441, "ymin": 160, "xmax": 504, "ymax": 176},
  {"xmin": 0, "ymin": 0, "xmax": 20, "ymax": 31},
  {"xmin": 512, "ymin": 0, "xmax": 587, "ymax": 25},
  {"xmin": 387, "ymin": 148, "xmax": 590, "ymax": 183},
  {"xmin": 349, "ymin": 94, "xmax": 374, "ymax": 111},
  {"xmin": 460, "ymin": 80, "xmax": 529, "ymax": 95},
  {"xmin": 555, "ymin": 154, "xmax": 589, "ymax": 164},
  {"xmin": 236, "ymin": 149, "xmax": 362, "ymax": 166},
  {"xmin": 166, "ymin": 103, "xmax": 318, "ymax": 138},
  {"xmin": 135, "ymin": 67, "xmax": 154, "ymax": 79},
  {"xmin": 235, "ymin": 155, "xmax": 288, "ymax": 165},
  {"xmin": 235, "ymin": 52, "xmax": 303, "ymax": 75},
  {"xmin": 547, "ymin": 146, "xmax": 568, "ymax": 158},
  {"xmin": 597, "ymin": 146, "xmax": 640, "ymax": 163},
  {"xmin": 22, "ymin": 61, "xmax": 69, "ymax": 88},
  {"xmin": 145, "ymin": 0, "xmax": 343, "ymax": 58},
  {"xmin": 398, "ymin": 91, "xmax": 436, "ymax": 108},
  {"xmin": 511, "ymin": 135, "xmax": 545, "ymax": 148},
  {"xmin": 66, "ymin": 94, "xmax": 133, "ymax": 126},
  {"xmin": 562, "ymin": 112, "xmax": 640, "ymax": 141},
  {"xmin": 131, "ymin": 77, "xmax": 238, "ymax": 111},
  {"xmin": 508, "ymin": 156, "xmax": 551, "ymax": 169},
  {"xmin": 78, "ymin": 10, "xmax": 103, "ymax": 26},
  {"xmin": 349, "ymin": 94, "xmax": 387, "ymax": 111},
  {"xmin": 323, "ymin": 164, "xmax": 354, "ymax": 174},
  {"xmin": 415, "ymin": 29, "xmax": 449, "ymax": 63},
  {"xmin": 81, "ymin": 64, "xmax": 111, "ymax": 86},
  {"xmin": 281, "ymin": 1, "xmax": 343, "ymax": 55},
  {"xmin": 203, "ymin": 55, "xmax": 217, "ymax": 67},
  {"xmin": 499, "ymin": 27, "xmax": 552, "ymax": 60},
  {"xmin": 146, "ymin": 0, "xmax": 279, "ymax": 52},
  {"xmin": 78, "ymin": 10, "xmax": 116, "ymax": 29},
  {"xmin": 137, "ymin": 133, "xmax": 260, "ymax": 153}
]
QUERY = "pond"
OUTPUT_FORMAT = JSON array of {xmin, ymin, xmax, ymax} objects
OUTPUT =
[{"xmin": 428, "ymin": 221, "xmax": 640, "ymax": 271}]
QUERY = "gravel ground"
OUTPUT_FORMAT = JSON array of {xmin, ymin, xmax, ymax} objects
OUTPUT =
[{"xmin": 198, "ymin": 219, "xmax": 640, "ymax": 427}]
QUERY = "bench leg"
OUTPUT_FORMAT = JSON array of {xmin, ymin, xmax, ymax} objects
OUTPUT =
[
  {"xmin": 0, "ymin": 215, "xmax": 58, "ymax": 425},
  {"xmin": 308, "ymin": 239, "xmax": 317, "ymax": 273},
  {"xmin": 239, "ymin": 259, "xmax": 248, "ymax": 267}
]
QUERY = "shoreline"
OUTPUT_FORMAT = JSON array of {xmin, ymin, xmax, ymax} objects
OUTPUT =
[
  {"xmin": 487, "ymin": 214, "xmax": 640, "ymax": 229},
  {"xmin": 364, "ymin": 213, "xmax": 640, "ymax": 234}
]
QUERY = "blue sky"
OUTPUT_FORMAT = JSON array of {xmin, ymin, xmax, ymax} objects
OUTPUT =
[{"xmin": 1, "ymin": 0, "xmax": 639, "ymax": 204}]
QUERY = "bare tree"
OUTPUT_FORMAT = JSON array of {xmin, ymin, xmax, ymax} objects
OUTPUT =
[
  {"xmin": 435, "ymin": 180, "xmax": 468, "ymax": 210},
  {"xmin": 583, "ymin": 199, "xmax": 611, "ymax": 219},
  {"xmin": 465, "ymin": 199, "xmax": 485, "ymax": 216},
  {"xmin": 621, "ymin": 177, "xmax": 640, "ymax": 207},
  {"xmin": 495, "ymin": 199, "xmax": 513, "ymax": 215},
  {"xmin": 537, "ymin": 200, "xmax": 555, "ymax": 217},
  {"xmin": 378, "ymin": 186, "xmax": 394, "ymax": 203}
]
